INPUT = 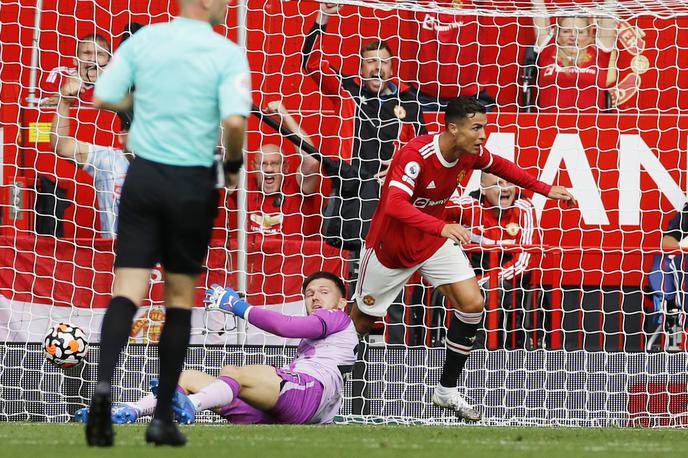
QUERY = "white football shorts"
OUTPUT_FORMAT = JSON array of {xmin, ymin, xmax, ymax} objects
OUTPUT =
[{"xmin": 354, "ymin": 239, "xmax": 476, "ymax": 317}]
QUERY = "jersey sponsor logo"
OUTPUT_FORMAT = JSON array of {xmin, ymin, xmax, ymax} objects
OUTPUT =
[
  {"xmin": 506, "ymin": 222, "xmax": 521, "ymax": 236},
  {"xmin": 363, "ymin": 295, "xmax": 376, "ymax": 306},
  {"xmin": 404, "ymin": 161, "xmax": 421, "ymax": 179},
  {"xmin": 413, "ymin": 197, "xmax": 449, "ymax": 208},
  {"xmin": 427, "ymin": 180, "xmax": 436, "ymax": 189},
  {"xmin": 543, "ymin": 63, "xmax": 597, "ymax": 77},
  {"xmin": 421, "ymin": 14, "xmax": 463, "ymax": 32}
]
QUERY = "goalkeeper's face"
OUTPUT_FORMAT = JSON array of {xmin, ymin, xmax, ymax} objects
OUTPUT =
[
  {"xmin": 304, "ymin": 278, "xmax": 347, "ymax": 314},
  {"xmin": 360, "ymin": 49, "xmax": 393, "ymax": 94}
]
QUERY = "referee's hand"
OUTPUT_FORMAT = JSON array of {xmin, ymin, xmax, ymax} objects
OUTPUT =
[{"xmin": 225, "ymin": 172, "xmax": 239, "ymax": 194}]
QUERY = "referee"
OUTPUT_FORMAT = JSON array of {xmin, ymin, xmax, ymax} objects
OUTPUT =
[{"xmin": 86, "ymin": 0, "xmax": 250, "ymax": 447}]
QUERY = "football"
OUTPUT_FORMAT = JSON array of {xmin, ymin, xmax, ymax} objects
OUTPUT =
[{"xmin": 43, "ymin": 323, "xmax": 89, "ymax": 368}]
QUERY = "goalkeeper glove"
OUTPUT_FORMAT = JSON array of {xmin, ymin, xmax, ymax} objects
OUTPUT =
[{"xmin": 203, "ymin": 284, "xmax": 251, "ymax": 319}]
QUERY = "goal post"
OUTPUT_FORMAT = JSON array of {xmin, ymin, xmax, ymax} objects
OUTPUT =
[{"xmin": 1, "ymin": 0, "xmax": 688, "ymax": 426}]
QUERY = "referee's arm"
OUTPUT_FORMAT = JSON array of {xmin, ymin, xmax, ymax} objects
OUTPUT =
[
  {"xmin": 93, "ymin": 38, "xmax": 136, "ymax": 113},
  {"xmin": 218, "ymin": 49, "xmax": 251, "ymax": 185},
  {"xmin": 222, "ymin": 115, "xmax": 246, "ymax": 187}
]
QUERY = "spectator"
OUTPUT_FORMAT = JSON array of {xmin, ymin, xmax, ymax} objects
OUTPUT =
[
  {"xmin": 50, "ymin": 76, "xmax": 131, "ymax": 239},
  {"xmin": 41, "ymin": 34, "xmax": 112, "ymax": 107},
  {"xmin": 407, "ymin": 0, "xmax": 495, "ymax": 111},
  {"xmin": 645, "ymin": 203, "xmax": 688, "ymax": 351},
  {"xmin": 446, "ymin": 172, "xmax": 541, "ymax": 348},
  {"xmin": 532, "ymin": 0, "xmax": 617, "ymax": 112},
  {"xmin": 302, "ymin": 3, "xmax": 427, "ymax": 279},
  {"xmin": 244, "ymin": 102, "xmax": 321, "ymax": 238}
]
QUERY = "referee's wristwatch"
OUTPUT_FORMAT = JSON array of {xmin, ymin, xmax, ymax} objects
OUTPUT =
[{"xmin": 223, "ymin": 158, "xmax": 243, "ymax": 175}]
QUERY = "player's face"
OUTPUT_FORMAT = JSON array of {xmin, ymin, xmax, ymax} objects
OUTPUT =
[
  {"xmin": 448, "ymin": 112, "xmax": 487, "ymax": 156},
  {"xmin": 207, "ymin": 0, "xmax": 230, "ymax": 26},
  {"xmin": 303, "ymin": 278, "xmax": 346, "ymax": 314},
  {"xmin": 481, "ymin": 173, "xmax": 515, "ymax": 210},
  {"xmin": 76, "ymin": 41, "xmax": 111, "ymax": 83},
  {"xmin": 360, "ymin": 49, "xmax": 393, "ymax": 94},
  {"xmin": 255, "ymin": 151, "xmax": 284, "ymax": 194},
  {"xmin": 556, "ymin": 17, "xmax": 594, "ymax": 50}
]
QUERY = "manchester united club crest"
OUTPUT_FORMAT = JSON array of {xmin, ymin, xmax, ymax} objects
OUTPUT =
[
  {"xmin": 456, "ymin": 169, "xmax": 467, "ymax": 184},
  {"xmin": 506, "ymin": 222, "xmax": 521, "ymax": 237},
  {"xmin": 363, "ymin": 295, "xmax": 376, "ymax": 306},
  {"xmin": 393, "ymin": 104, "xmax": 407, "ymax": 120},
  {"xmin": 130, "ymin": 307, "xmax": 165, "ymax": 343}
]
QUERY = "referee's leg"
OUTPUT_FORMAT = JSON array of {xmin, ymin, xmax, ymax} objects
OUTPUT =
[
  {"xmin": 86, "ymin": 269, "xmax": 151, "ymax": 447},
  {"xmin": 143, "ymin": 272, "xmax": 197, "ymax": 446}
]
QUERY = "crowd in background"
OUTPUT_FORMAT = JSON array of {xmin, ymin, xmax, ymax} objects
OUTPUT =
[{"xmin": 39, "ymin": 1, "xmax": 678, "ymax": 350}]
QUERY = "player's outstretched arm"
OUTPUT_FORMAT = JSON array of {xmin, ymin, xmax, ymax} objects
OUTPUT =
[
  {"xmin": 547, "ymin": 186, "xmax": 577, "ymax": 208},
  {"xmin": 204, "ymin": 285, "xmax": 332, "ymax": 339}
]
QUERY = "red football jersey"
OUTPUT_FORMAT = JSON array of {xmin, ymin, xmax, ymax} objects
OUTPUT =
[
  {"xmin": 536, "ymin": 36, "xmax": 611, "ymax": 112},
  {"xmin": 413, "ymin": 1, "xmax": 481, "ymax": 99},
  {"xmin": 366, "ymin": 134, "xmax": 552, "ymax": 269},
  {"xmin": 446, "ymin": 193, "xmax": 541, "ymax": 281},
  {"xmin": 247, "ymin": 174, "xmax": 319, "ymax": 237}
]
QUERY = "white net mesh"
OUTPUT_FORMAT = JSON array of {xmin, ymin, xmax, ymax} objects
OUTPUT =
[{"xmin": 1, "ymin": 0, "xmax": 688, "ymax": 426}]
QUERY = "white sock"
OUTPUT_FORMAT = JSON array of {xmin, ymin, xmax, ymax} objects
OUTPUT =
[
  {"xmin": 435, "ymin": 384, "xmax": 456, "ymax": 395},
  {"xmin": 188, "ymin": 379, "xmax": 235, "ymax": 411},
  {"xmin": 129, "ymin": 393, "xmax": 156, "ymax": 416}
]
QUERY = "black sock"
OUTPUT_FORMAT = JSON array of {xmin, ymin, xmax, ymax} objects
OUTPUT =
[
  {"xmin": 153, "ymin": 308, "xmax": 192, "ymax": 422},
  {"xmin": 96, "ymin": 296, "xmax": 138, "ymax": 385},
  {"xmin": 440, "ymin": 310, "xmax": 482, "ymax": 388}
]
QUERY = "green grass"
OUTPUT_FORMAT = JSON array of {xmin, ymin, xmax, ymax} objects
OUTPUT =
[{"xmin": 1, "ymin": 423, "xmax": 686, "ymax": 458}]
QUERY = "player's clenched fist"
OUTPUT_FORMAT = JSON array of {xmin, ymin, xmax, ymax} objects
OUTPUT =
[
  {"xmin": 441, "ymin": 223, "xmax": 471, "ymax": 245},
  {"xmin": 59, "ymin": 77, "xmax": 85, "ymax": 101}
]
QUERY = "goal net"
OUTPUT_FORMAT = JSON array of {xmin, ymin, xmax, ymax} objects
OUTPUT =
[{"xmin": 1, "ymin": 0, "xmax": 688, "ymax": 426}]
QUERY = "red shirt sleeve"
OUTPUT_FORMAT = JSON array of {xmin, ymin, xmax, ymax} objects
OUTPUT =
[
  {"xmin": 384, "ymin": 148, "xmax": 447, "ymax": 236},
  {"xmin": 476, "ymin": 151, "xmax": 552, "ymax": 196},
  {"xmin": 386, "ymin": 188, "xmax": 446, "ymax": 236}
]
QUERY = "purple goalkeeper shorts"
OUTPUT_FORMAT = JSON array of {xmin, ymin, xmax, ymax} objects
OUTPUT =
[{"xmin": 218, "ymin": 367, "xmax": 324, "ymax": 424}]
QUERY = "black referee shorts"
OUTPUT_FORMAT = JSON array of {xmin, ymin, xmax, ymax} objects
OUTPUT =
[{"xmin": 115, "ymin": 156, "xmax": 219, "ymax": 275}]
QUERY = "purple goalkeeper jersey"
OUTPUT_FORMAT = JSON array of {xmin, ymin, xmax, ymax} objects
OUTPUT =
[
  {"xmin": 287, "ymin": 309, "xmax": 357, "ymax": 423},
  {"xmin": 246, "ymin": 307, "xmax": 358, "ymax": 423}
]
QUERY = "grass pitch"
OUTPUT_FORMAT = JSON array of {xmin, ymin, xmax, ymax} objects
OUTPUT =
[{"xmin": 1, "ymin": 423, "xmax": 685, "ymax": 458}]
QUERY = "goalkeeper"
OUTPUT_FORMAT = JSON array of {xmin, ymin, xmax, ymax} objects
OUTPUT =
[{"xmin": 76, "ymin": 271, "xmax": 358, "ymax": 424}]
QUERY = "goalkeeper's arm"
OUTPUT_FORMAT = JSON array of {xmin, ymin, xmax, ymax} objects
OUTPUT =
[{"xmin": 205, "ymin": 286, "xmax": 329, "ymax": 339}]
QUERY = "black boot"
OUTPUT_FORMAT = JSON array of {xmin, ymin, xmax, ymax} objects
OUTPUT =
[
  {"xmin": 85, "ymin": 386, "xmax": 114, "ymax": 447},
  {"xmin": 145, "ymin": 418, "xmax": 187, "ymax": 446}
]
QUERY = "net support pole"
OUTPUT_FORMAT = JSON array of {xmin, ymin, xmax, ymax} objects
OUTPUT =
[
  {"xmin": 26, "ymin": 0, "xmax": 44, "ymax": 107},
  {"xmin": 234, "ymin": 0, "xmax": 249, "ymax": 345}
]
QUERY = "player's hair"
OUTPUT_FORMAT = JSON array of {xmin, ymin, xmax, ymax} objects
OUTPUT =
[
  {"xmin": 303, "ymin": 271, "xmax": 347, "ymax": 298},
  {"xmin": 444, "ymin": 96, "xmax": 486, "ymax": 127},
  {"xmin": 77, "ymin": 33, "xmax": 111, "ymax": 53},
  {"xmin": 360, "ymin": 40, "xmax": 394, "ymax": 57}
]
